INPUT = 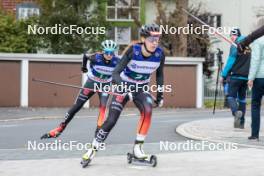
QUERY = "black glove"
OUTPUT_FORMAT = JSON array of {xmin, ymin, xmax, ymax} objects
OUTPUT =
[
  {"xmin": 154, "ymin": 94, "xmax": 164, "ymax": 107},
  {"xmin": 154, "ymin": 98, "xmax": 163, "ymax": 107},
  {"xmin": 112, "ymin": 74, "xmax": 122, "ymax": 85},
  {"xmin": 237, "ymin": 43, "xmax": 246, "ymax": 53},
  {"xmin": 81, "ymin": 67, "xmax": 88, "ymax": 73}
]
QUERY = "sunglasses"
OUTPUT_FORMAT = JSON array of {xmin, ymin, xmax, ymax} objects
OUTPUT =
[
  {"xmin": 104, "ymin": 51, "xmax": 114, "ymax": 56},
  {"xmin": 146, "ymin": 36, "xmax": 160, "ymax": 43}
]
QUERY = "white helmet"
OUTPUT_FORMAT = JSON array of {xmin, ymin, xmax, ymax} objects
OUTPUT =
[{"xmin": 101, "ymin": 40, "xmax": 118, "ymax": 53}]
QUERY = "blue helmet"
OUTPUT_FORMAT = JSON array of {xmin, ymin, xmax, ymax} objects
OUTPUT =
[{"xmin": 101, "ymin": 40, "xmax": 118, "ymax": 53}]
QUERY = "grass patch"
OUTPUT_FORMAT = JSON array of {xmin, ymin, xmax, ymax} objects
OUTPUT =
[{"xmin": 204, "ymin": 99, "xmax": 252, "ymax": 109}]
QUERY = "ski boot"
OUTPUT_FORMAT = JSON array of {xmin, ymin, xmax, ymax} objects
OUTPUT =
[
  {"xmin": 81, "ymin": 139, "xmax": 100, "ymax": 168},
  {"xmin": 127, "ymin": 142, "xmax": 157, "ymax": 167},
  {"xmin": 81, "ymin": 146, "xmax": 97, "ymax": 168},
  {"xmin": 234, "ymin": 110, "xmax": 243, "ymax": 128},
  {"xmin": 40, "ymin": 122, "xmax": 66, "ymax": 139}
]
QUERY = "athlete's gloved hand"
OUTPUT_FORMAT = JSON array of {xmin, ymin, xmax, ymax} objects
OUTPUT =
[
  {"xmin": 237, "ymin": 41, "xmax": 251, "ymax": 54},
  {"xmin": 112, "ymin": 74, "xmax": 122, "ymax": 85},
  {"xmin": 237, "ymin": 43, "xmax": 246, "ymax": 53},
  {"xmin": 155, "ymin": 87, "xmax": 164, "ymax": 107},
  {"xmin": 81, "ymin": 67, "xmax": 88, "ymax": 73},
  {"xmin": 127, "ymin": 92, "xmax": 133, "ymax": 102},
  {"xmin": 155, "ymin": 98, "xmax": 164, "ymax": 108}
]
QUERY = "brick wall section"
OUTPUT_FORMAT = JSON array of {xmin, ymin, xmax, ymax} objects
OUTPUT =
[{"xmin": 1, "ymin": 0, "xmax": 37, "ymax": 14}]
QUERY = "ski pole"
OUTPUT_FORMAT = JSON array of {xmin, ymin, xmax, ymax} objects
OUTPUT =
[
  {"xmin": 32, "ymin": 78, "xmax": 125, "ymax": 97},
  {"xmin": 213, "ymin": 69, "xmax": 220, "ymax": 114},
  {"xmin": 213, "ymin": 48, "xmax": 224, "ymax": 114},
  {"xmin": 181, "ymin": 8, "xmax": 237, "ymax": 47},
  {"xmin": 68, "ymin": 73, "xmax": 83, "ymax": 79},
  {"xmin": 32, "ymin": 78, "xmax": 158, "ymax": 105}
]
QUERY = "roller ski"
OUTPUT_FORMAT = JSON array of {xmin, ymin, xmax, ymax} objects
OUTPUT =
[
  {"xmin": 127, "ymin": 142, "xmax": 157, "ymax": 167},
  {"xmin": 80, "ymin": 147, "xmax": 97, "ymax": 168},
  {"xmin": 40, "ymin": 122, "xmax": 66, "ymax": 139}
]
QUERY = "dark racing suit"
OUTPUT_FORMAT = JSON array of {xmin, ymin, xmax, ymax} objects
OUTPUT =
[
  {"xmin": 44, "ymin": 53, "xmax": 120, "ymax": 138},
  {"xmin": 94, "ymin": 43, "xmax": 165, "ymax": 144}
]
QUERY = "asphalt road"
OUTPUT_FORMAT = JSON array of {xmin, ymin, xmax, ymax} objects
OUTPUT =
[{"xmin": 0, "ymin": 108, "xmax": 246, "ymax": 160}]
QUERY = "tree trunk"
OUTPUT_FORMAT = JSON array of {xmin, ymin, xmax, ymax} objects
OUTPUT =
[{"xmin": 170, "ymin": 0, "xmax": 188, "ymax": 56}]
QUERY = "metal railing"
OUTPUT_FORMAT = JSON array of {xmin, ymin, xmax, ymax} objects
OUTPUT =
[{"xmin": 204, "ymin": 86, "xmax": 252, "ymax": 100}]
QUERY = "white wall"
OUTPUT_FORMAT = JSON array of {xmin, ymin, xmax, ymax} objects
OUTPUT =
[{"xmin": 144, "ymin": 0, "xmax": 264, "ymax": 87}]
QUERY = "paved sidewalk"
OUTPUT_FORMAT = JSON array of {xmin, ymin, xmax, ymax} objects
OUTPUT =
[
  {"xmin": 176, "ymin": 117, "xmax": 264, "ymax": 148},
  {"xmin": 1, "ymin": 148, "xmax": 264, "ymax": 176}
]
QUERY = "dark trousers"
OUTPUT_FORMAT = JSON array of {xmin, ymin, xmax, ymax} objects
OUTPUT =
[
  {"xmin": 227, "ymin": 78, "xmax": 248, "ymax": 125},
  {"xmin": 64, "ymin": 79, "xmax": 109, "ymax": 128},
  {"xmin": 251, "ymin": 78, "xmax": 264, "ymax": 137}
]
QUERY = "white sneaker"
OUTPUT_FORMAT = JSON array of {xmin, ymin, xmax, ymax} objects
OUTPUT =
[{"xmin": 133, "ymin": 143, "xmax": 147, "ymax": 159}]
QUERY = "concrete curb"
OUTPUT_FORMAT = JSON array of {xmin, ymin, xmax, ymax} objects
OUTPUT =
[{"xmin": 176, "ymin": 118, "xmax": 264, "ymax": 149}]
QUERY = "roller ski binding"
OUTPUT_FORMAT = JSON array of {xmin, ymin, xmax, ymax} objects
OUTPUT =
[
  {"xmin": 40, "ymin": 122, "xmax": 66, "ymax": 139},
  {"xmin": 127, "ymin": 142, "xmax": 157, "ymax": 167}
]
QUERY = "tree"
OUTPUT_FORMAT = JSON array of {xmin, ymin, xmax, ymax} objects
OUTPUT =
[
  {"xmin": 0, "ymin": 11, "xmax": 39, "ymax": 53},
  {"xmin": 155, "ymin": 0, "xmax": 188, "ymax": 57},
  {"xmin": 34, "ymin": 0, "xmax": 111, "ymax": 54},
  {"xmin": 155, "ymin": 1, "xmax": 213, "ymax": 77}
]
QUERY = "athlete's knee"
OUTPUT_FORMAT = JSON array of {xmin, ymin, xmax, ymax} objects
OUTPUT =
[
  {"xmin": 77, "ymin": 87, "xmax": 93, "ymax": 100},
  {"xmin": 99, "ymin": 93, "xmax": 109, "ymax": 106},
  {"xmin": 76, "ymin": 92, "xmax": 89, "ymax": 103},
  {"xmin": 110, "ymin": 98, "xmax": 124, "ymax": 112},
  {"xmin": 227, "ymin": 96, "xmax": 236, "ymax": 103},
  {"xmin": 143, "ymin": 99, "xmax": 153, "ymax": 114}
]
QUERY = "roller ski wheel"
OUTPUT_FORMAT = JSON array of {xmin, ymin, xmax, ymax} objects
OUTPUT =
[
  {"xmin": 126, "ymin": 153, "xmax": 157, "ymax": 167},
  {"xmin": 150, "ymin": 155, "xmax": 157, "ymax": 167},
  {"xmin": 127, "ymin": 153, "xmax": 133, "ymax": 164}
]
